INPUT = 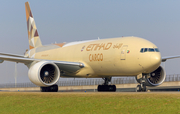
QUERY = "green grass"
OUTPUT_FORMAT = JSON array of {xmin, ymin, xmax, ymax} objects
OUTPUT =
[{"xmin": 0, "ymin": 92, "xmax": 180, "ymax": 114}]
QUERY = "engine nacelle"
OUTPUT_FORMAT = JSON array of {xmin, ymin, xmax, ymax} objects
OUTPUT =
[
  {"xmin": 144, "ymin": 66, "xmax": 166, "ymax": 86},
  {"xmin": 28, "ymin": 61, "xmax": 60, "ymax": 87}
]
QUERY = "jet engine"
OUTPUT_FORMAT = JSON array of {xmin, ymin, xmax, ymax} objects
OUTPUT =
[
  {"xmin": 28, "ymin": 61, "xmax": 60, "ymax": 87},
  {"xmin": 144, "ymin": 66, "xmax": 166, "ymax": 86}
]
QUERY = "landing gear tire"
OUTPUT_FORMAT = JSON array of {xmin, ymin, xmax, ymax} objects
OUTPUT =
[
  {"xmin": 97, "ymin": 77, "xmax": 116, "ymax": 92},
  {"xmin": 98, "ymin": 85, "xmax": 116, "ymax": 92},
  {"xmin": 142, "ymin": 86, "xmax": 147, "ymax": 92},
  {"xmin": 136, "ymin": 84, "xmax": 147, "ymax": 92},
  {"xmin": 136, "ymin": 85, "xmax": 142, "ymax": 92},
  {"xmin": 40, "ymin": 84, "xmax": 58, "ymax": 92}
]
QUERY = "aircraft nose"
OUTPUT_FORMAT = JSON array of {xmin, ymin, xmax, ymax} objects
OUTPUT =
[{"xmin": 151, "ymin": 53, "xmax": 161, "ymax": 67}]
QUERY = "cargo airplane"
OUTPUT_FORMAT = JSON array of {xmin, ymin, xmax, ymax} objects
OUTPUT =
[{"xmin": 0, "ymin": 2, "xmax": 179, "ymax": 92}]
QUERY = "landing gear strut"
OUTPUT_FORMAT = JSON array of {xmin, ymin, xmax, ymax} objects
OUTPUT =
[
  {"xmin": 97, "ymin": 77, "xmax": 116, "ymax": 92},
  {"xmin": 40, "ymin": 84, "xmax": 58, "ymax": 92},
  {"xmin": 136, "ymin": 75, "xmax": 147, "ymax": 92}
]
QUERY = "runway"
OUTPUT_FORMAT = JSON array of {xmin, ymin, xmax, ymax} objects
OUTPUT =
[
  {"xmin": 0, "ymin": 81, "xmax": 180, "ymax": 92},
  {"xmin": 1, "ymin": 87, "xmax": 180, "ymax": 93}
]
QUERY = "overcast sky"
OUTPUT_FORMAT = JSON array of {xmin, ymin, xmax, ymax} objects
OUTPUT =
[{"xmin": 0, "ymin": 0, "xmax": 180, "ymax": 84}]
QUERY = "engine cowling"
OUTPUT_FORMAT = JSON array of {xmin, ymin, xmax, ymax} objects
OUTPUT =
[
  {"xmin": 144, "ymin": 66, "xmax": 166, "ymax": 86},
  {"xmin": 28, "ymin": 61, "xmax": 60, "ymax": 87}
]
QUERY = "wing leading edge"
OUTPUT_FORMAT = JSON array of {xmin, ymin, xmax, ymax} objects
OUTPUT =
[
  {"xmin": 162, "ymin": 55, "xmax": 180, "ymax": 62},
  {"xmin": 0, "ymin": 52, "xmax": 25, "ymax": 58}
]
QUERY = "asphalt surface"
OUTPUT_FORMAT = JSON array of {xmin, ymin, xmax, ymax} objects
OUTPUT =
[{"xmin": 0, "ymin": 85, "xmax": 180, "ymax": 92}]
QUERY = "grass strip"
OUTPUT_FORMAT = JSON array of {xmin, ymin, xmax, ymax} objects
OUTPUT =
[{"xmin": 0, "ymin": 92, "xmax": 179, "ymax": 114}]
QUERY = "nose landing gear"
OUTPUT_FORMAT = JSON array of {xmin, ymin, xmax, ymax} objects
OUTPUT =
[
  {"xmin": 136, "ymin": 83, "xmax": 147, "ymax": 92},
  {"xmin": 136, "ymin": 74, "xmax": 148, "ymax": 92},
  {"xmin": 97, "ymin": 77, "xmax": 116, "ymax": 92}
]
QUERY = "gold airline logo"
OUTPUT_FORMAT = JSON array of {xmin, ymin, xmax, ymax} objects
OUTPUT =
[
  {"xmin": 113, "ymin": 43, "xmax": 123, "ymax": 49},
  {"xmin": 86, "ymin": 42, "xmax": 123, "ymax": 62},
  {"xmin": 86, "ymin": 43, "xmax": 112, "ymax": 51},
  {"xmin": 89, "ymin": 53, "xmax": 103, "ymax": 62}
]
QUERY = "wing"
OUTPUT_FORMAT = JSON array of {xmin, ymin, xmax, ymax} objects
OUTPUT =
[
  {"xmin": 162, "ymin": 55, "xmax": 180, "ymax": 62},
  {"xmin": 0, "ymin": 52, "xmax": 25, "ymax": 57},
  {"xmin": 0, "ymin": 54, "xmax": 84, "ymax": 73}
]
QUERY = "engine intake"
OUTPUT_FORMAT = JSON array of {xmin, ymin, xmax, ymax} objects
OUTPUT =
[
  {"xmin": 28, "ymin": 61, "xmax": 60, "ymax": 87},
  {"xmin": 145, "ymin": 66, "xmax": 166, "ymax": 86}
]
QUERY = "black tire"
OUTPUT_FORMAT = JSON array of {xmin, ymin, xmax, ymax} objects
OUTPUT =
[
  {"xmin": 98, "ymin": 85, "xmax": 116, "ymax": 92},
  {"xmin": 98, "ymin": 85, "xmax": 102, "ymax": 92},
  {"xmin": 98, "ymin": 85, "xmax": 108, "ymax": 92},
  {"xmin": 112, "ymin": 85, "xmax": 116, "ymax": 92},
  {"xmin": 142, "ymin": 86, "xmax": 147, "ymax": 92},
  {"xmin": 108, "ymin": 85, "xmax": 114, "ymax": 91},
  {"xmin": 49, "ymin": 84, "xmax": 58, "ymax": 92},
  {"xmin": 104, "ymin": 85, "xmax": 108, "ymax": 91},
  {"xmin": 40, "ymin": 87, "xmax": 47, "ymax": 92},
  {"xmin": 40, "ymin": 84, "xmax": 58, "ymax": 92},
  {"xmin": 136, "ymin": 85, "xmax": 141, "ymax": 92},
  {"xmin": 40, "ymin": 87, "xmax": 44, "ymax": 92},
  {"xmin": 108, "ymin": 85, "xmax": 116, "ymax": 92}
]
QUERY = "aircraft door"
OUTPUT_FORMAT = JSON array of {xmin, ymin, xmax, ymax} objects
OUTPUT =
[{"xmin": 120, "ymin": 45, "xmax": 128, "ymax": 60}]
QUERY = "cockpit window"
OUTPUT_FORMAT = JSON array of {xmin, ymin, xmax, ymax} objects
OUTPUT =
[
  {"xmin": 140, "ymin": 48, "xmax": 160, "ymax": 53},
  {"xmin": 149, "ymin": 48, "xmax": 155, "ymax": 52},
  {"xmin": 155, "ymin": 48, "xmax": 159, "ymax": 52},
  {"xmin": 144, "ymin": 48, "xmax": 148, "ymax": 52}
]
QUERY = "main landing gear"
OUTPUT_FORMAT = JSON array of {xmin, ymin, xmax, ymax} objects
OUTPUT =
[
  {"xmin": 40, "ymin": 84, "xmax": 58, "ymax": 92},
  {"xmin": 98, "ymin": 77, "xmax": 116, "ymax": 92},
  {"xmin": 136, "ymin": 75, "xmax": 147, "ymax": 92}
]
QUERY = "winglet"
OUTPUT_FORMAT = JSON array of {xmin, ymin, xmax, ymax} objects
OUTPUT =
[{"xmin": 25, "ymin": 2, "xmax": 42, "ymax": 49}]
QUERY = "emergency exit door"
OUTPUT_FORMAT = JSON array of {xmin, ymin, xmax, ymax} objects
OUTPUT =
[{"xmin": 120, "ymin": 45, "xmax": 128, "ymax": 60}]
